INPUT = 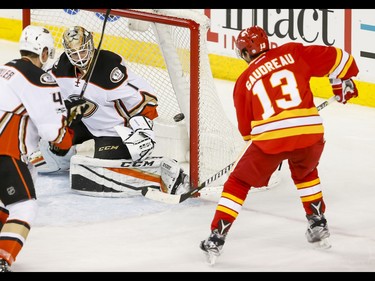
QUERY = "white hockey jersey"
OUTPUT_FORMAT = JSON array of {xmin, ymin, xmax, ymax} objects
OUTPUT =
[
  {"xmin": 0, "ymin": 58, "xmax": 72, "ymax": 162},
  {"xmin": 50, "ymin": 50, "xmax": 159, "ymax": 138}
]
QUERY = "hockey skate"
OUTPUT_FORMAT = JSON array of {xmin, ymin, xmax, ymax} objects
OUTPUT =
[
  {"xmin": 200, "ymin": 229, "xmax": 226, "ymax": 265},
  {"xmin": 305, "ymin": 214, "xmax": 331, "ymax": 249},
  {"xmin": 0, "ymin": 259, "xmax": 11, "ymax": 272}
]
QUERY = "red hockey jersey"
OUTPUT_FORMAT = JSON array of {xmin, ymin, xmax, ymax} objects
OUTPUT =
[{"xmin": 233, "ymin": 42, "xmax": 359, "ymax": 154}]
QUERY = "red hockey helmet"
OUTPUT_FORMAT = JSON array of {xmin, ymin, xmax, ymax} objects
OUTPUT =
[{"xmin": 235, "ymin": 26, "xmax": 269, "ymax": 62}]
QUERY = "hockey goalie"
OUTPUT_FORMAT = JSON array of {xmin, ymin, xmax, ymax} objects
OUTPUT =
[{"xmin": 32, "ymin": 25, "xmax": 190, "ymax": 198}]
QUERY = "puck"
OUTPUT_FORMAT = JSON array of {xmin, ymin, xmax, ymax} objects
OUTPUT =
[{"xmin": 173, "ymin": 113, "xmax": 185, "ymax": 122}]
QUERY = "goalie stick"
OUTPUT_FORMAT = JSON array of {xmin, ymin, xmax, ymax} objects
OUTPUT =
[
  {"xmin": 141, "ymin": 162, "xmax": 234, "ymax": 204},
  {"xmin": 141, "ymin": 95, "xmax": 338, "ymax": 204},
  {"xmin": 66, "ymin": 9, "xmax": 111, "ymax": 127},
  {"xmin": 79, "ymin": 8, "xmax": 111, "ymax": 99}
]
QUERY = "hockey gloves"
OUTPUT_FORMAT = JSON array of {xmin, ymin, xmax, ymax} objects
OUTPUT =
[
  {"xmin": 115, "ymin": 116, "xmax": 155, "ymax": 162},
  {"xmin": 330, "ymin": 78, "xmax": 358, "ymax": 104},
  {"xmin": 49, "ymin": 126, "xmax": 75, "ymax": 157},
  {"xmin": 49, "ymin": 98, "xmax": 88, "ymax": 156},
  {"xmin": 65, "ymin": 98, "xmax": 89, "ymax": 127},
  {"xmin": 49, "ymin": 143, "xmax": 71, "ymax": 156}
]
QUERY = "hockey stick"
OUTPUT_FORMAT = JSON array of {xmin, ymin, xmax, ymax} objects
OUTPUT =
[
  {"xmin": 316, "ymin": 95, "xmax": 339, "ymax": 111},
  {"xmin": 142, "ymin": 95, "xmax": 338, "ymax": 204},
  {"xmin": 66, "ymin": 9, "xmax": 111, "ymax": 127},
  {"xmin": 141, "ymin": 162, "xmax": 235, "ymax": 204},
  {"xmin": 79, "ymin": 8, "xmax": 111, "ymax": 99}
]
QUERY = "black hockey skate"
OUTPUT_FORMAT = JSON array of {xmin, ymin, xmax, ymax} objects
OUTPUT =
[
  {"xmin": 0, "ymin": 259, "xmax": 11, "ymax": 272},
  {"xmin": 200, "ymin": 219, "xmax": 231, "ymax": 265},
  {"xmin": 200, "ymin": 229, "xmax": 226, "ymax": 265},
  {"xmin": 305, "ymin": 214, "xmax": 331, "ymax": 249}
]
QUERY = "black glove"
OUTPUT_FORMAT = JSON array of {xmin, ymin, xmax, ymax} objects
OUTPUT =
[
  {"xmin": 65, "ymin": 99, "xmax": 89, "ymax": 127},
  {"xmin": 49, "ymin": 142, "xmax": 70, "ymax": 156}
]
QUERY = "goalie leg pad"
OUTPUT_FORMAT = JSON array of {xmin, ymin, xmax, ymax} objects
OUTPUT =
[
  {"xmin": 70, "ymin": 155, "xmax": 163, "ymax": 197},
  {"xmin": 160, "ymin": 158, "xmax": 190, "ymax": 195},
  {"xmin": 70, "ymin": 155, "xmax": 190, "ymax": 197}
]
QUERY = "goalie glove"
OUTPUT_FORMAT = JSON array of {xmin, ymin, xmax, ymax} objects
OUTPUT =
[
  {"xmin": 115, "ymin": 116, "xmax": 156, "ymax": 162},
  {"xmin": 65, "ymin": 98, "xmax": 89, "ymax": 127},
  {"xmin": 330, "ymin": 78, "xmax": 358, "ymax": 104}
]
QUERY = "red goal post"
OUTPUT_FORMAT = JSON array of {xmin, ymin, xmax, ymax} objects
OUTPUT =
[{"xmin": 22, "ymin": 9, "xmax": 245, "ymax": 188}]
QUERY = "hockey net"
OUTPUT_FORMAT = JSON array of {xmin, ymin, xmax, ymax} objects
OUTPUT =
[{"xmin": 23, "ymin": 9, "xmax": 245, "ymax": 189}]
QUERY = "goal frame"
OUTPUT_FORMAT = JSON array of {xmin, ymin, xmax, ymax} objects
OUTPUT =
[{"xmin": 22, "ymin": 8, "xmax": 203, "ymax": 187}]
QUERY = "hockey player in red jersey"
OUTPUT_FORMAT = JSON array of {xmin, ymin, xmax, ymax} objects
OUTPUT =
[
  {"xmin": 200, "ymin": 25, "xmax": 359, "ymax": 265},
  {"xmin": 0, "ymin": 25, "xmax": 86, "ymax": 272},
  {"xmin": 39, "ymin": 26, "xmax": 189, "ymax": 197}
]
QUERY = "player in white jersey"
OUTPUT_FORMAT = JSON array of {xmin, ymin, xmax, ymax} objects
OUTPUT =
[
  {"xmin": 40, "ymin": 26, "xmax": 190, "ymax": 197},
  {"xmin": 0, "ymin": 25, "xmax": 87, "ymax": 272}
]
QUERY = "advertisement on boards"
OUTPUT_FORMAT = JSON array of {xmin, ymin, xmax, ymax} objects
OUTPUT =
[{"xmin": 202, "ymin": 9, "xmax": 374, "ymax": 83}]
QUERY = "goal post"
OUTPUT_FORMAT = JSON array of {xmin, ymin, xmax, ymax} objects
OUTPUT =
[{"xmin": 22, "ymin": 9, "xmax": 245, "ymax": 188}]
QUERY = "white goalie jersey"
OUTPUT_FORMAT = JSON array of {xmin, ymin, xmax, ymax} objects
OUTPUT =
[
  {"xmin": 34, "ymin": 38, "xmax": 190, "ymax": 197},
  {"xmin": 49, "ymin": 49, "xmax": 159, "ymax": 138}
]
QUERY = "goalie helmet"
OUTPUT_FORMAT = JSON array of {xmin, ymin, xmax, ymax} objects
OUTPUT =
[
  {"xmin": 62, "ymin": 26, "xmax": 94, "ymax": 69},
  {"xmin": 19, "ymin": 25, "xmax": 55, "ymax": 65},
  {"xmin": 235, "ymin": 25, "xmax": 269, "ymax": 63}
]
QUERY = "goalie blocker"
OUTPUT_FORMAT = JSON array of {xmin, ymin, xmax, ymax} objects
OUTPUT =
[{"xmin": 70, "ymin": 155, "xmax": 190, "ymax": 198}]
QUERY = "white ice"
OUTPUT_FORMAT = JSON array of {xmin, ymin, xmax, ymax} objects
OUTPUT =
[{"xmin": 1, "ymin": 39, "xmax": 375, "ymax": 272}]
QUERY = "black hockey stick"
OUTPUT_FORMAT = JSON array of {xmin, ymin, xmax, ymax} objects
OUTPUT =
[
  {"xmin": 142, "ymin": 95, "xmax": 338, "ymax": 204},
  {"xmin": 66, "ymin": 9, "xmax": 111, "ymax": 127},
  {"xmin": 79, "ymin": 8, "xmax": 111, "ymax": 99}
]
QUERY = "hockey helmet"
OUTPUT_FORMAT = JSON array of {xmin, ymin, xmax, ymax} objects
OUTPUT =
[
  {"xmin": 19, "ymin": 25, "xmax": 55, "ymax": 64},
  {"xmin": 235, "ymin": 25, "xmax": 269, "ymax": 62}
]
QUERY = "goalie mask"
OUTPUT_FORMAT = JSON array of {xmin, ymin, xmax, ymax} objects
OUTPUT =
[
  {"xmin": 19, "ymin": 25, "xmax": 55, "ymax": 66},
  {"xmin": 62, "ymin": 26, "xmax": 94, "ymax": 69}
]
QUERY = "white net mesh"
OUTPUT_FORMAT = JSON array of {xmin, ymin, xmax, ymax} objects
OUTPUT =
[{"xmin": 27, "ymin": 9, "xmax": 244, "ymax": 187}]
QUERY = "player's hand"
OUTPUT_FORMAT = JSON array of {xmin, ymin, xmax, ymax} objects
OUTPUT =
[
  {"xmin": 65, "ymin": 99, "xmax": 89, "ymax": 127},
  {"xmin": 48, "ymin": 127, "xmax": 75, "ymax": 157},
  {"xmin": 331, "ymin": 78, "xmax": 358, "ymax": 104}
]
